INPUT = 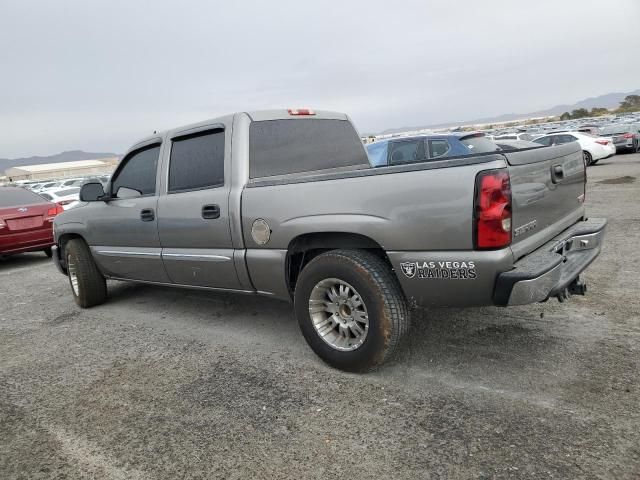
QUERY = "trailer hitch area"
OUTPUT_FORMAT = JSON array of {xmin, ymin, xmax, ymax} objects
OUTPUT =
[{"xmin": 556, "ymin": 276, "xmax": 587, "ymax": 302}]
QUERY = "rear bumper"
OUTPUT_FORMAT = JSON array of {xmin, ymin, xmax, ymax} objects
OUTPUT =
[
  {"xmin": 493, "ymin": 218, "xmax": 606, "ymax": 306},
  {"xmin": 0, "ymin": 230, "xmax": 53, "ymax": 255}
]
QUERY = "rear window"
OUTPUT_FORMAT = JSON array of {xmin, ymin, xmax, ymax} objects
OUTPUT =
[
  {"xmin": 249, "ymin": 119, "xmax": 369, "ymax": 178},
  {"xmin": 0, "ymin": 187, "xmax": 48, "ymax": 207},
  {"xmin": 460, "ymin": 136, "xmax": 501, "ymax": 153},
  {"xmin": 600, "ymin": 125, "xmax": 629, "ymax": 135}
]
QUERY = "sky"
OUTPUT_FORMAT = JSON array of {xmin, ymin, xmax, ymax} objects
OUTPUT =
[{"xmin": 0, "ymin": 0, "xmax": 639, "ymax": 158}]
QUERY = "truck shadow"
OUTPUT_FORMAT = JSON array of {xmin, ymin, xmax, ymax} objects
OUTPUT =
[{"xmin": 104, "ymin": 281, "xmax": 564, "ymax": 392}]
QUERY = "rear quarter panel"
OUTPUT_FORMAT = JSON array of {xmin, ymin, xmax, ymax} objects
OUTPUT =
[{"xmin": 241, "ymin": 156, "xmax": 509, "ymax": 304}]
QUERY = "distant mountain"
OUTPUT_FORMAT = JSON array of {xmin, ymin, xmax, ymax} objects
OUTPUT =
[
  {"xmin": 1, "ymin": 150, "xmax": 118, "ymax": 174},
  {"xmin": 377, "ymin": 89, "xmax": 640, "ymax": 135}
]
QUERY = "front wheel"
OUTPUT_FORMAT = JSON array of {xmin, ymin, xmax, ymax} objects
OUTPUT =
[
  {"xmin": 294, "ymin": 250, "xmax": 410, "ymax": 372},
  {"xmin": 583, "ymin": 150, "xmax": 593, "ymax": 166},
  {"xmin": 65, "ymin": 239, "xmax": 107, "ymax": 308}
]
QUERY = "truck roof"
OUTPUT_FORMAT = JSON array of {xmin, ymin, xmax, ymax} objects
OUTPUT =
[{"xmin": 129, "ymin": 109, "xmax": 350, "ymax": 152}]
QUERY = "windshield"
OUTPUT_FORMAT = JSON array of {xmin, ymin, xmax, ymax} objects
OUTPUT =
[{"xmin": 460, "ymin": 135, "xmax": 501, "ymax": 153}]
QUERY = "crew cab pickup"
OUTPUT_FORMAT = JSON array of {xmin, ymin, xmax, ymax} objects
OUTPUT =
[{"xmin": 52, "ymin": 109, "xmax": 606, "ymax": 371}]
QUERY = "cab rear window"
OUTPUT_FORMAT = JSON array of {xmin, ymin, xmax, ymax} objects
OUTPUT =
[{"xmin": 249, "ymin": 119, "xmax": 369, "ymax": 178}]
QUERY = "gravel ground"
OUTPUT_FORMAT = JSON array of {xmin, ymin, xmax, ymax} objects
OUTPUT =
[{"xmin": 1, "ymin": 154, "xmax": 639, "ymax": 479}]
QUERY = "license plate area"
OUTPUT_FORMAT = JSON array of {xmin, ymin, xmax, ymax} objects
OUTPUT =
[{"xmin": 7, "ymin": 216, "xmax": 43, "ymax": 230}]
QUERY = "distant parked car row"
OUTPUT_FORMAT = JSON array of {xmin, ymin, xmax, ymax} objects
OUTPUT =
[{"xmin": 366, "ymin": 129, "xmax": 616, "ymax": 168}]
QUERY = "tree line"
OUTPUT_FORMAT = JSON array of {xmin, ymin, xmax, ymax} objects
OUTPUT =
[{"xmin": 560, "ymin": 94, "xmax": 640, "ymax": 120}]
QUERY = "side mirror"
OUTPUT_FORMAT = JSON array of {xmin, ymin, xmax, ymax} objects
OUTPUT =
[{"xmin": 79, "ymin": 182, "xmax": 105, "ymax": 202}]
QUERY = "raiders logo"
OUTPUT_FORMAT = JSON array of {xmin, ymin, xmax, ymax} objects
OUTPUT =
[{"xmin": 400, "ymin": 262, "xmax": 417, "ymax": 278}]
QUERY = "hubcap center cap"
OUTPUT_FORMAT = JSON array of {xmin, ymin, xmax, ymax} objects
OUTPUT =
[{"xmin": 339, "ymin": 303, "xmax": 352, "ymax": 318}]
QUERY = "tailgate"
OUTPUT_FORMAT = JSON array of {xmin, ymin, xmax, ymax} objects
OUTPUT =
[{"xmin": 503, "ymin": 143, "xmax": 585, "ymax": 259}]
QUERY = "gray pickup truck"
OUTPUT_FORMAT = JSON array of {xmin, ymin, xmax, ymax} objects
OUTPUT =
[{"xmin": 52, "ymin": 109, "xmax": 606, "ymax": 371}]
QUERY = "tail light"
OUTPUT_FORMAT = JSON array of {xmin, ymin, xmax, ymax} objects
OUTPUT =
[
  {"xmin": 623, "ymin": 133, "xmax": 634, "ymax": 139},
  {"xmin": 45, "ymin": 204, "xmax": 64, "ymax": 221},
  {"xmin": 474, "ymin": 169, "xmax": 512, "ymax": 249},
  {"xmin": 288, "ymin": 108, "xmax": 315, "ymax": 116},
  {"xmin": 595, "ymin": 140, "xmax": 609, "ymax": 145}
]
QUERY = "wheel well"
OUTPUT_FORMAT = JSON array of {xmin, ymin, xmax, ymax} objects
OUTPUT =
[
  {"xmin": 286, "ymin": 232, "xmax": 390, "ymax": 294},
  {"xmin": 57, "ymin": 233, "xmax": 85, "ymax": 266}
]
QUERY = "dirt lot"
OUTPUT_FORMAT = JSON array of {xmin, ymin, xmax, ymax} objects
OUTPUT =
[{"xmin": 1, "ymin": 154, "xmax": 639, "ymax": 479}]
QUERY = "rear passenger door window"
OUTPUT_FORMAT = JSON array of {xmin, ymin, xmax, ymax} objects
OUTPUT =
[
  {"xmin": 557, "ymin": 135, "xmax": 576, "ymax": 144},
  {"xmin": 168, "ymin": 129, "xmax": 225, "ymax": 193},
  {"xmin": 535, "ymin": 136, "xmax": 552, "ymax": 147},
  {"xmin": 428, "ymin": 139, "xmax": 451, "ymax": 159},
  {"xmin": 388, "ymin": 140, "xmax": 426, "ymax": 165}
]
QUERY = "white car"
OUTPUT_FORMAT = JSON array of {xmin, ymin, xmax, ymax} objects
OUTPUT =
[
  {"xmin": 33, "ymin": 181, "xmax": 63, "ymax": 193},
  {"xmin": 38, "ymin": 187, "xmax": 81, "ymax": 210},
  {"xmin": 493, "ymin": 132, "xmax": 534, "ymax": 142},
  {"xmin": 533, "ymin": 131, "xmax": 616, "ymax": 166}
]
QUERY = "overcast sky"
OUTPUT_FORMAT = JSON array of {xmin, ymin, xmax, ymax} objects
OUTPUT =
[{"xmin": 1, "ymin": 0, "xmax": 639, "ymax": 158}]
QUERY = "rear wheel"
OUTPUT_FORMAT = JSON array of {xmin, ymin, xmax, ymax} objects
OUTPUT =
[
  {"xmin": 294, "ymin": 249, "xmax": 410, "ymax": 372},
  {"xmin": 583, "ymin": 150, "xmax": 593, "ymax": 166},
  {"xmin": 65, "ymin": 238, "xmax": 107, "ymax": 308}
]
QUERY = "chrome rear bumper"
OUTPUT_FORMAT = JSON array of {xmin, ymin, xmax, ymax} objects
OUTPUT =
[{"xmin": 494, "ymin": 218, "xmax": 606, "ymax": 306}]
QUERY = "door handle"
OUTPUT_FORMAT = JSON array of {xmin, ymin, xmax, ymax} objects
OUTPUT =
[
  {"xmin": 140, "ymin": 208, "xmax": 155, "ymax": 222},
  {"xmin": 551, "ymin": 164, "xmax": 564, "ymax": 184},
  {"xmin": 202, "ymin": 204, "xmax": 220, "ymax": 219}
]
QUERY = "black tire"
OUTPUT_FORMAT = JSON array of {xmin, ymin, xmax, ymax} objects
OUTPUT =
[
  {"xmin": 43, "ymin": 247, "xmax": 53, "ymax": 258},
  {"xmin": 583, "ymin": 150, "xmax": 593, "ymax": 166},
  {"xmin": 294, "ymin": 249, "xmax": 410, "ymax": 372},
  {"xmin": 65, "ymin": 238, "xmax": 107, "ymax": 308}
]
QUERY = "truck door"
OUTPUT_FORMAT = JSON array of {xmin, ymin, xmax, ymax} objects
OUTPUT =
[
  {"xmin": 86, "ymin": 142, "xmax": 170, "ymax": 283},
  {"xmin": 156, "ymin": 126, "xmax": 242, "ymax": 289}
]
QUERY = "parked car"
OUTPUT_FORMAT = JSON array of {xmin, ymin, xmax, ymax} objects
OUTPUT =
[
  {"xmin": 0, "ymin": 186, "xmax": 63, "ymax": 257},
  {"xmin": 52, "ymin": 109, "xmax": 605, "ymax": 372},
  {"xmin": 34, "ymin": 181, "xmax": 62, "ymax": 193},
  {"xmin": 366, "ymin": 132, "xmax": 500, "ymax": 167},
  {"xmin": 38, "ymin": 187, "xmax": 81, "ymax": 210},
  {"xmin": 494, "ymin": 140, "xmax": 543, "ymax": 151},
  {"xmin": 533, "ymin": 131, "xmax": 616, "ymax": 165},
  {"xmin": 59, "ymin": 178, "xmax": 84, "ymax": 188},
  {"xmin": 493, "ymin": 133, "xmax": 534, "ymax": 142},
  {"xmin": 599, "ymin": 124, "xmax": 640, "ymax": 153}
]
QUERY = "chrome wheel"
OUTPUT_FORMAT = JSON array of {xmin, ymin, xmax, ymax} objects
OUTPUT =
[
  {"xmin": 308, "ymin": 278, "xmax": 369, "ymax": 351},
  {"xmin": 583, "ymin": 151, "xmax": 592, "ymax": 166},
  {"xmin": 67, "ymin": 254, "xmax": 80, "ymax": 296}
]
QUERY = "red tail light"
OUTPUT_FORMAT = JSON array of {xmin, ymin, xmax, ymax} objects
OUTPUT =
[
  {"xmin": 45, "ymin": 204, "xmax": 64, "ymax": 220},
  {"xmin": 595, "ymin": 140, "xmax": 609, "ymax": 145},
  {"xmin": 288, "ymin": 108, "xmax": 315, "ymax": 116},
  {"xmin": 474, "ymin": 169, "xmax": 512, "ymax": 249},
  {"xmin": 623, "ymin": 133, "xmax": 634, "ymax": 139}
]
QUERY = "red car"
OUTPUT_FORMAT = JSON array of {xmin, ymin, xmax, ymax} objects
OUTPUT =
[{"xmin": 0, "ymin": 186, "xmax": 63, "ymax": 257}]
